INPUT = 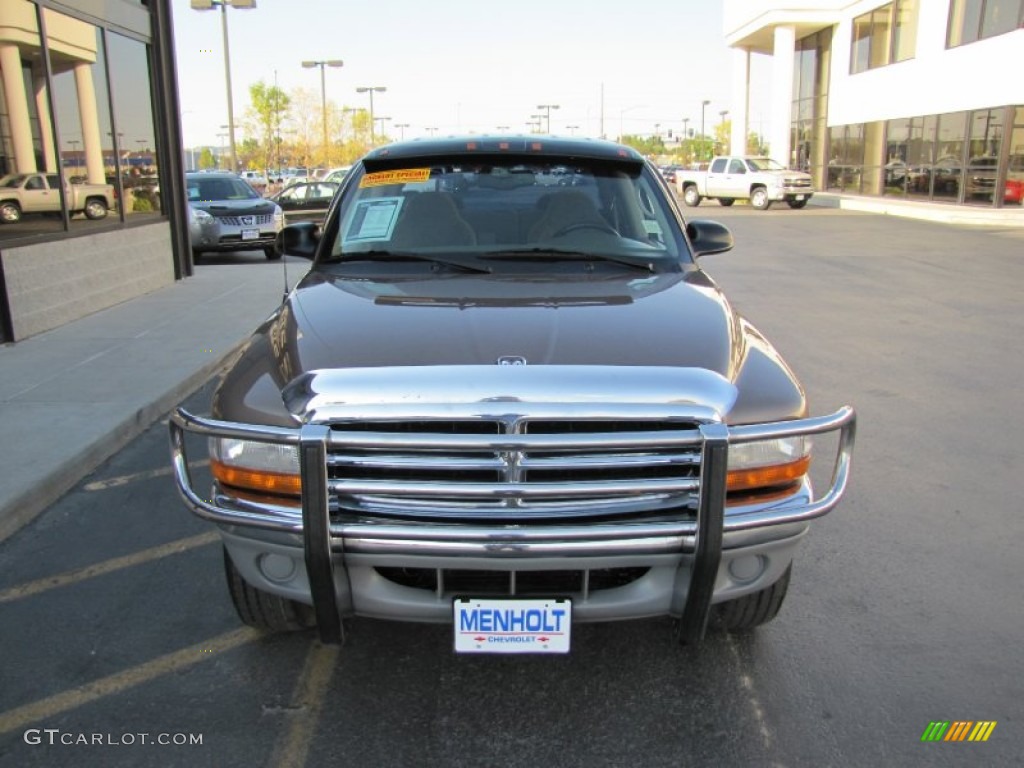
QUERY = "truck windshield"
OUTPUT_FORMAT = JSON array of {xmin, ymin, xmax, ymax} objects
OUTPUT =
[
  {"xmin": 746, "ymin": 158, "xmax": 787, "ymax": 172},
  {"xmin": 328, "ymin": 156, "xmax": 687, "ymax": 267}
]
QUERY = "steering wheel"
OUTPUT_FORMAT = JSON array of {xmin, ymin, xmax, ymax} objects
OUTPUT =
[{"xmin": 551, "ymin": 222, "xmax": 619, "ymax": 238}]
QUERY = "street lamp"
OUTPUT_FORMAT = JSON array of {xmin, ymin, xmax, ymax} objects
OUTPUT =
[
  {"xmin": 356, "ymin": 86, "xmax": 387, "ymax": 142},
  {"xmin": 700, "ymin": 99, "xmax": 711, "ymax": 161},
  {"xmin": 566, "ymin": 124, "xmax": 579, "ymax": 135},
  {"xmin": 529, "ymin": 115, "xmax": 545, "ymax": 134},
  {"xmin": 302, "ymin": 59, "xmax": 344, "ymax": 166},
  {"xmin": 191, "ymin": 0, "xmax": 257, "ymax": 173},
  {"xmin": 394, "ymin": 122, "xmax": 410, "ymax": 140},
  {"xmin": 375, "ymin": 116, "xmax": 391, "ymax": 139},
  {"xmin": 718, "ymin": 110, "xmax": 729, "ymax": 155},
  {"xmin": 537, "ymin": 103, "xmax": 559, "ymax": 133}
]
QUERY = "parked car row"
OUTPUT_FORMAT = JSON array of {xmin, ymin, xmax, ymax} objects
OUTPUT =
[{"xmin": 187, "ymin": 171, "xmax": 343, "ymax": 262}]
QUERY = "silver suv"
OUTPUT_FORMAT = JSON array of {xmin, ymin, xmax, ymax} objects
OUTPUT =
[{"xmin": 185, "ymin": 172, "xmax": 284, "ymax": 261}]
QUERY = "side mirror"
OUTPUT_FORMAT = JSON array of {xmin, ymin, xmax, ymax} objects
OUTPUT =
[
  {"xmin": 686, "ymin": 219, "xmax": 734, "ymax": 258},
  {"xmin": 276, "ymin": 221, "xmax": 320, "ymax": 260}
]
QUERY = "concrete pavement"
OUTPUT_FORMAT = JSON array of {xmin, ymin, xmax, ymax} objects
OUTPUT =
[{"xmin": 0, "ymin": 253, "xmax": 295, "ymax": 542}]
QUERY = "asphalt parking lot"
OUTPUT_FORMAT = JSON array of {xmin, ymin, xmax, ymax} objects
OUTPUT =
[{"xmin": 0, "ymin": 206, "xmax": 1020, "ymax": 767}]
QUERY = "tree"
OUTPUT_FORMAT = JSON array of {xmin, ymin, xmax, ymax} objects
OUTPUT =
[
  {"xmin": 246, "ymin": 81, "xmax": 290, "ymax": 172},
  {"xmin": 620, "ymin": 134, "xmax": 666, "ymax": 157},
  {"xmin": 198, "ymin": 147, "xmax": 216, "ymax": 170}
]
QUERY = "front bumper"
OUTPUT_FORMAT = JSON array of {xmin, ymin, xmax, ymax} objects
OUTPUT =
[
  {"xmin": 170, "ymin": 404, "xmax": 855, "ymax": 644},
  {"xmin": 770, "ymin": 187, "xmax": 813, "ymax": 201}
]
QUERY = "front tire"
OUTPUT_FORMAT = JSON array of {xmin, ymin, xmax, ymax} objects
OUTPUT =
[
  {"xmin": 750, "ymin": 186, "xmax": 771, "ymax": 210},
  {"xmin": 264, "ymin": 246, "xmax": 280, "ymax": 260},
  {"xmin": 787, "ymin": 199, "xmax": 808, "ymax": 209},
  {"xmin": 224, "ymin": 547, "xmax": 315, "ymax": 632},
  {"xmin": 715, "ymin": 565, "xmax": 791, "ymax": 631},
  {"xmin": 0, "ymin": 201, "xmax": 22, "ymax": 223},
  {"xmin": 682, "ymin": 185, "xmax": 702, "ymax": 207}
]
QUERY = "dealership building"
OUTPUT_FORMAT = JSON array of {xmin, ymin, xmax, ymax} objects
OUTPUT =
[
  {"xmin": 724, "ymin": 0, "xmax": 1024, "ymax": 208},
  {"xmin": 0, "ymin": 0, "xmax": 188, "ymax": 343}
]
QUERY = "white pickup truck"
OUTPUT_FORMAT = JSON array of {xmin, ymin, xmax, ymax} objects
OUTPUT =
[
  {"xmin": 676, "ymin": 156, "xmax": 813, "ymax": 210},
  {"xmin": 0, "ymin": 172, "xmax": 115, "ymax": 223}
]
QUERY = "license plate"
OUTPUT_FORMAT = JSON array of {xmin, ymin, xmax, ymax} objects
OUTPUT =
[
  {"xmin": 241, "ymin": 228, "xmax": 259, "ymax": 240},
  {"xmin": 795, "ymin": 194, "xmax": 805, "ymax": 201},
  {"xmin": 454, "ymin": 598, "xmax": 571, "ymax": 654}
]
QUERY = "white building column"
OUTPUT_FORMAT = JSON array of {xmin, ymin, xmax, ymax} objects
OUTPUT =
[
  {"xmin": 74, "ymin": 62, "xmax": 105, "ymax": 185},
  {"xmin": 730, "ymin": 47, "xmax": 750, "ymax": 156},
  {"xmin": 769, "ymin": 25, "xmax": 796, "ymax": 167},
  {"xmin": 0, "ymin": 44, "xmax": 38, "ymax": 173},
  {"xmin": 34, "ymin": 78, "xmax": 57, "ymax": 172}
]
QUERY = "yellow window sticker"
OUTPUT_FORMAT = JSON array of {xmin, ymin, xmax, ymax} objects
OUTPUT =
[{"xmin": 360, "ymin": 168, "xmax": 432, "ymax": 188}]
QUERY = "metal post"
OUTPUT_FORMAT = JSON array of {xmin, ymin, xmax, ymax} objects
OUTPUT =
[{"xmin": 220, "ymin": 2, "xmax": 238, "ymax": 172}]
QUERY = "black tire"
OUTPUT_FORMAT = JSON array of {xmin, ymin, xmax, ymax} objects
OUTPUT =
[
  {"xmin": 84, "ymin": 198, "xmax": 108, "ymax": 220},
  {"xmin": 787, "ymin": 199, "xmax": 808, "ymax": 209},
  {"xmin": 750, "ymin": 186, "xmax": 771, "ymax": 210},
  {"xmin": 192, "ymin": 249, "xmax": 203, "ymax": 264},
  {"xmin": 223, "ymin": 547, "xmax": 315, "ymax": 632},
  {"xmin": 718, "ymin": 198, "xmax": 735, "ymax": 207},
  {"xmin": 715, "ymin": 565, "xmax": 791, "ymax": 631},
  {"xmin": 264, "ymin": 246, "xmax": 281, "ymax": 260},
  {"xmin": 682, "ymin": 185, "xmax": 702, "ymax": 207},
  {"xmin": 0, "ymin": 201, "xmax": 22, "ymax": 224}
]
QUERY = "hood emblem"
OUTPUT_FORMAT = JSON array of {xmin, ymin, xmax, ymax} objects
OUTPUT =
[
  {"xmin": 241, "ymin": 216, "xmax": 253, "ymax": 225},
  {"xmin": 497, "ymin": 356, "xmax": 527, "ymax": 366}
]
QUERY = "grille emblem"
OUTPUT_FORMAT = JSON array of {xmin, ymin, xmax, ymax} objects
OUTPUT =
[
  {"xmin": 497, "ymin": 356, "xmax": 527, "ymax": 366},
  {"xmin": 241, "ymin": 216, "xmax": 253, "ymax": 225}
]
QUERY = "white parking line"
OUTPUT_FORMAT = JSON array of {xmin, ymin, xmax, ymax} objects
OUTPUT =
[
  {"xmin": 0, "ymin": 531, "xmax": 219, "ymax": 604},
  {"xmin": 269, "ymin": 641, "xmax": 341, "ymax": 768},
  {"xmin": 83, "ymin": 460, "xmax": 209, "ymax": 491},
  {"xmin": 0, "ymin": 627, "xmax": 260, "ymax": 735}
]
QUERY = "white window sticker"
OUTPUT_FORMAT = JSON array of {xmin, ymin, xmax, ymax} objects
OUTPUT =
[{"xmin": 344, "ymin": 196, "xmax": 404, "ymax": 242}]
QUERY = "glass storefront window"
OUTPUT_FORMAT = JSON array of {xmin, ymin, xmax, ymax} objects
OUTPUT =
[
  {"xmin": 893, "ymin": 0, "xmax": 919, "ymax": 61},
  {"xmin": 906, "ymin": 115, "xmax": 937, "ymax": 199},
  {"xmin": 933, "ymin": 112, "xmax": 967, "ymax": 201},
  {"xmin": 0, "ymin": 1, "xmax": 64, "ymax": 240},
  {"xmin": 966, "ymin": 109, "xmax": 1004, "ymax": 205},
  {"xmin": 106, "ymin": 32, "xmax": 161, "ymax": 220},
  {"xmin": 1006, "ymin": 108, "xmax": 1024, "ymax": 206},
  {"xmin": 44, "ymin": 8, "xmax": 117, "ymax": 230},
  {"xmin": 884, "ymin": 118, "xmax": 911, "ymax": 196}
]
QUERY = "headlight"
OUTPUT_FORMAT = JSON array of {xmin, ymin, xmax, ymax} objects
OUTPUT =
[
  {"xmin": 210, "ymin": 438, "xmax": 301, "ymax": 497},
  {"xmin": 726, "ymin": 436, "xmax": 811, "ymax": 492},
  {"xmin": 190, "ymin": 207, "xmax": 213, "ymax": 223},
  {"xmin": 272, "ymin": 204, "xmax": 285, "ymax": 227}
]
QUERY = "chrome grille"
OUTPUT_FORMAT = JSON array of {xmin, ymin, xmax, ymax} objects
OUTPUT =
[
  {"xmin": 216, "ymin": 213, "xmax": 274, "ymax": 226},
  {"xmin": 325, "ymin": 417, "xmax": 704, "ymax": 521}
]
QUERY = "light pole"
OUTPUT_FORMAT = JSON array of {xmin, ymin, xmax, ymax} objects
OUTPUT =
[
  {"xmin": 425, "ymin": 126, "xmax": 438, "ymax": 136},
  {"xmin": 375, "ymin": 116, "xmax": 391, "ymax": 139},
  {"xmin": 394, "ymin": 122, "xmax": 410, "ymax": 140},
  {"xmin": 566, "ymin": 124, "xmax": 579, "ymax": 136},
  {"xmin": 217, "ymin": 132, "xmax": 228, "ymax": 168},
  {"xmin": 529, "ymin": 115, "xmax": 545, "ymax": 134},
  {"xmin": 302, "ymin": 59, "xmax": 344, "ymax": 166},
  {"xmin": 191, "ymin": 0, "xmax": 257, "ymax": 173},
  {"xmin": 718, "ymin": 110, "xmax": 729, "ymax": 155},
  {"xmin": 700, "ymin": 99, "xmax": 711, "ymax": 161},
  {"xmin": 537, "ymin": 104, "xmax": 559, "ymax": 133},
  {"xmin": 356, "ymin": 86, "xmax": 386, "ymax": 142}
]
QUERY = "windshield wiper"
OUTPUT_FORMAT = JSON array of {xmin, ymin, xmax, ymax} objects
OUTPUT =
[
  {"xmin": 325, "ymin": 250, "xmax": 492, "ymax": 274},
  {"xmin": 481, "ymin": 248, "xmax": 658, "ymax": 272}
]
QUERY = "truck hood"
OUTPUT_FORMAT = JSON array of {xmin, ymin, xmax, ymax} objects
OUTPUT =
[{"xmin": 213, "ymin": 268, "xmax": 805, "ymax": 425}]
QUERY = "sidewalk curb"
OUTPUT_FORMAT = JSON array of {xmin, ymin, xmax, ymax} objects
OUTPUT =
[{"xmin": 0, "ymin": 346, "xmax": 242, "ymax": 545}]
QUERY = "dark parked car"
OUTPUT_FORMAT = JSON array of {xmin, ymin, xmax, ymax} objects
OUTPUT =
[
  {"xmin": 185, "ymin": 171, "xmax": 284, "ymax": 261},
  {"xmin": 267, "ymin": 180, "xmax": 339, "ymax": 224},
  {"xmin": 171, "ymin": 136, "xmax": 855, "ymax": 653}
]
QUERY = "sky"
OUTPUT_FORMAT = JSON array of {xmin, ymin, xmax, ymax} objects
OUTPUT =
[{"xmin": 171, "ymin": 0, "xmax": 771, "ymax": 149}]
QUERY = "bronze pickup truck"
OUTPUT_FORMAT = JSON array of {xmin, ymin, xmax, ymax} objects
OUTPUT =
[
  {"xmin": 0, "ymin": 172, "xmax": 114, "ymax": 223},
  {"xmin": 170, "ymin": 136, "xmax": 855, "ymax": 653}
]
